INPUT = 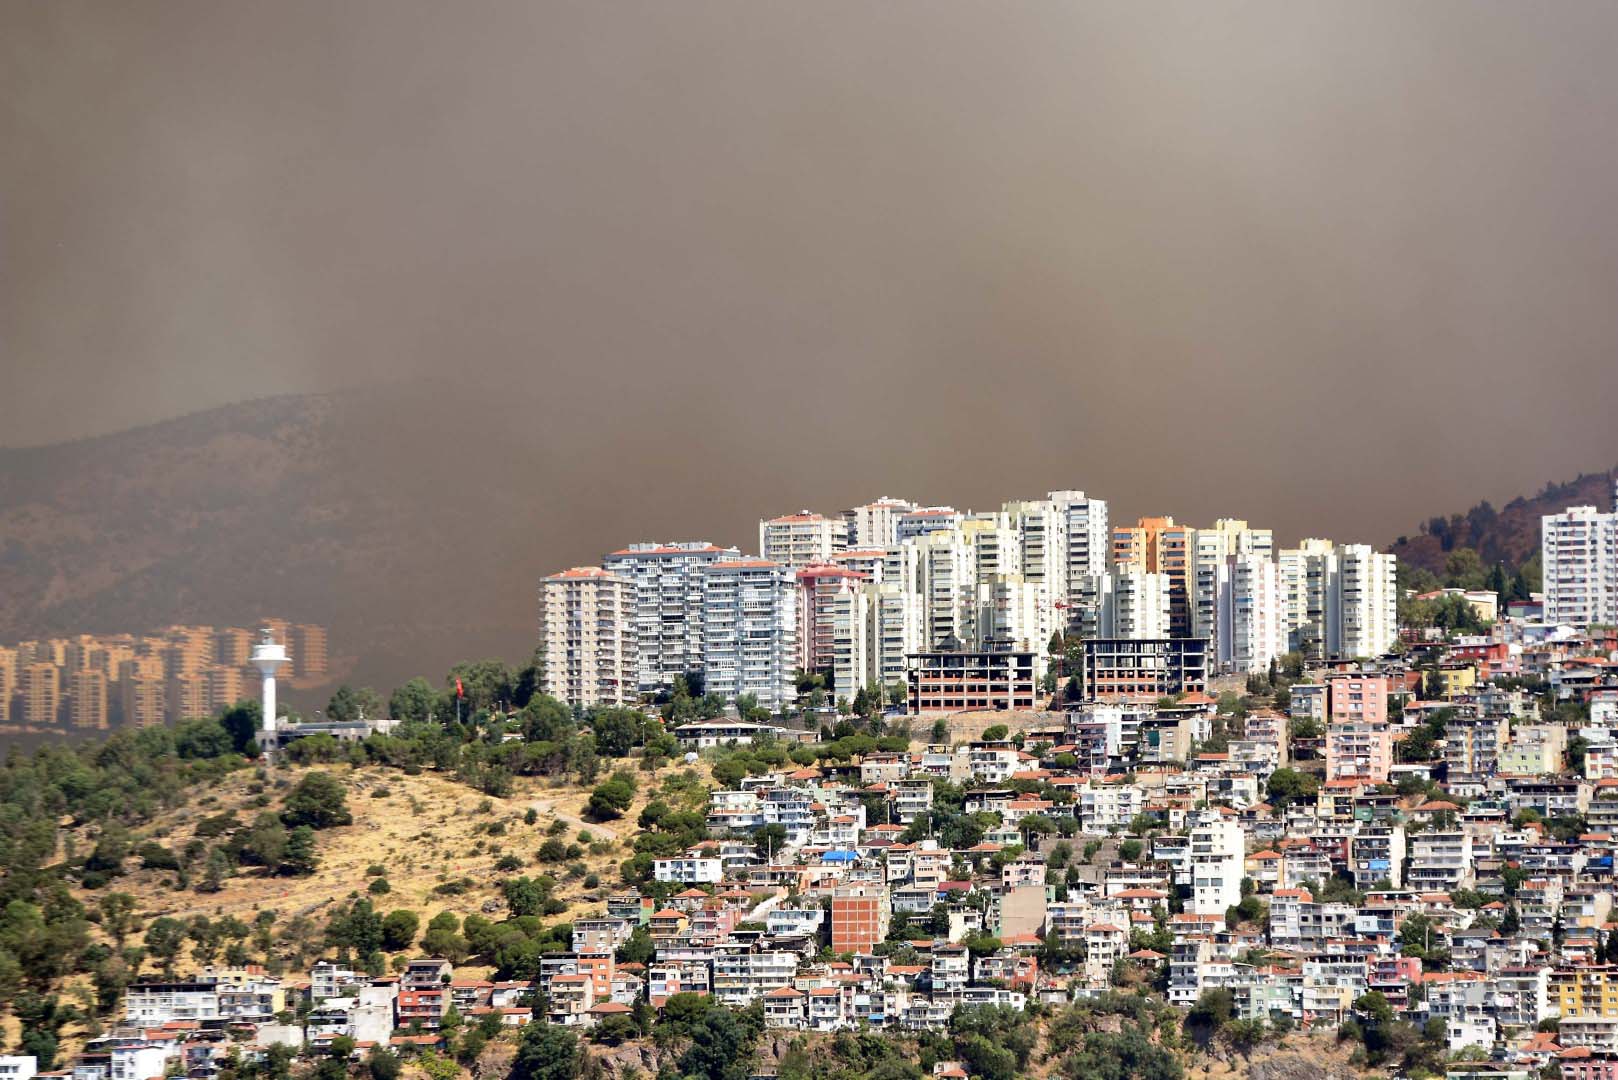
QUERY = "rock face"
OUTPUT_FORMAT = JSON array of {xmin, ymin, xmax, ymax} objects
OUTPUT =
[
  {"xmin": 590, "ymin": 1041, "xmax": 665, "ymax": 1080},
  {"xmin": 1247, "ymin": 1051, "xmax": 1360, "ymax": 1080}
]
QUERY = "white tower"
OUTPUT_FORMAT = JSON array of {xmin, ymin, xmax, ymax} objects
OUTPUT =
[{"xmin": 249, "ymin": 628, "xmax": 288, "ymax": 752}]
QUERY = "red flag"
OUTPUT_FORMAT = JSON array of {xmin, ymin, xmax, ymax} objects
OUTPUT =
[{"xmin": 455, "ymin": 678, "xmax": 465, "ymax": 699}]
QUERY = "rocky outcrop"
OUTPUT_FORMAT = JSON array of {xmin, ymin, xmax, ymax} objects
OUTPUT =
[{"xmin": 1247, "ymin": 1050, "xmax": 1361, "ymax": 1080}]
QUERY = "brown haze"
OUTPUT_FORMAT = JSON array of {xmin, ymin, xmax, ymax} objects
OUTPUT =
[{"xmin": 6, "ymin": 0, "xmax": 1618, "ymax": 574}]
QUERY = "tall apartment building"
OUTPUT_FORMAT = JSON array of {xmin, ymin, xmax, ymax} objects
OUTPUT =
[
  {"xmin": 970, "ymin": 575, "xmax": 1050, "ymax": 653},
  {"xmin": 121, "ymin": 675, "xmax": 166, "ymax": 729},
  {"xmin": 0, "ymin": 646, "xmax": 15, "ymax": 722},
  {"xmin": 215, "ymin": 627, "xmax": 256, "ymax": 669},
  {"xmin": 1277, "ymin": 538, "xmax": 1336, "ymax": 654},
  {"xmin": 604, "ymin": 542, "xmax": 740, "ymax": 693},
  {"xmin": 914, "ymin": 530, "xmax": 973, "ymax": 648},
  {"xmin": 700, "ymin": 559, "xmax": 799, "ymax": 712},
  {"xmin": 841, "ymin": 497, "xmax": 916, "ymax": 549},
  {"xmin": 1277, "ymin": 541, "xmax": 1398, "ymax": 659},
  {"xmin": 63, "ymin": 635, "xmax": 105, "ymax": 674},
  {"xmin": 1332, "ymin": 545, "xmax": 1398, "ymax": 659},
  {"xmin": 162, "ymin": 626, "xmax": 215, "ymax": 680},
  {"xmin": 1094, "ymin": 567, "xmax": 1172, "ymax": 640},
  {"xmin": 291, "ymin": 625, "xmax": 329, "ymax": 679},
  {"xmin": 68, "ymin": 669, "xmax": 109, "ymax": 730},
  {"xmin": 759, "ymin": 512, "xmax": 844, "ymax": 568},
  {"xmin": 796, "ymin": 564, "xmax": 867, "ymax": 678},
  {"xmin": 831, "ymin": 584, "xmax": 922, "ymax": 698},
  {"xmin": 1112, "ymin": 516, "xmax": 1195, "ymax": 636},
  {"xmin": 539, "ymin": 567, "xmax": 639, "ymax": 707},
  {"xmin": 118, "ymin": 654, "xmax": 167, "ymax": 728},
  {"xmin": 20, "ymin": 663, "xmax": 61, "ymax": 727},
  {"xmin": 1444, "ymin": 716, "xmax": 1509, "ymax": 776},
  {"xmin": 1050, "ymin": 490, "xmax": 1110, "ymax": 594},
  {"xmin": 1210, "ymin": 553, "xmax": 1287, "ymax": 674},
  {"xmin": 204, "ymin": 665, "xmax": 246, "ymax": 715},
  {"xmin": 964, "ymin": 516, "xmax": 1021, "ymax": 583},
  {"xmin": 1190, "ymin": 519, "xmax": 1274, "ymax": 642},
  {"xmin": 1004, "ymin": 498, "xmax": 1064, "ymax": 601},
  {"xmin": 166, "ymin": 672, "xmax": 208, "ymax": 724},
  {"xmin": 1542, "ymin": 503, "xmax": 1618, "ymax": 627}
]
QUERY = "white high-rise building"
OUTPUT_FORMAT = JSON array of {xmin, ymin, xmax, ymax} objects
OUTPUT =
[
  {"xmin": 912, "ymin": 530, "xmax": 973, "ymax": 647},
  {"xmin": 831, "ymin": 585, "xmax": 923, "ymax": 699},
  {"xmin": 841, "ymin": 497, "xmax": 917, "ymax": 550},
  {"xmin": 1192, "ymin": 519, "xmax": 1274, "ymax": 642},
  {"xmin": 1049, "ymin": 490, "xmax": 1110, "ymax": 610},
  {"xmin": 1210, "ymin": 554, "xmax": 1287, "ymax": 674},
  {"xmin": 539, "ymin": 567, "xmax": 638, "ymax": 707},
  {"xmin": 1276, "ymin": 540, "xmax": 1396, "ymax": 660},
  {"xmin": 1542, "ymin": 503, "xmax": 1618, "ymax": 627},
  {"xmin": 1188, "ymin": 811, "xmax": 1245, "ymax": 915},
  {"xmin": 1277, "ymin": 538, "xmax": 1336, "ymax": 651},
  {"xmin": 700, "ymin": 559, "xmax": 799, "ymax": 712},
  {"xmin": 1331, "ymin": 545, "xmax": 1398, "ymax": 659},
  {"xmin": 604, "ymin": 542, "xmax": 740, "ymax": 692},
  {"xmin": 1095, "ymin": 567, "xmax": 1172, "ymax": 640},
  {"xmin": 1004, "ymin": 499, "xmax": 1064, "ymax": 600},
  {"xmin": 971, "ymin": 575, "xmax": 1051, "ymax": 656},
  {"xmin": 964, "ymin": 516, "xmax": 1021, "ymax": 583},
  {"xmin": 759, "ymin": 512, "xmax": 844, "ymax": 568}
]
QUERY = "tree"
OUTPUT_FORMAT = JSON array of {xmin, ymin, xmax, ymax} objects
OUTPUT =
[
  {"xmin": 1355, "ymin": 990, "xmax": 1395, "ymax": 1025},
  {"xmin": 145, "ymin": 917, "xmax": 187, "ymax": 976},
  {"xmin": 387, "ymin": 678, "xmax": 437, "ymax": 725},
  {"xmin": 366, "ymin": 1047, "xmax": 401, "ymax": 1080},
  {"xmin": 96, "ymin": 893, "xmax": 141, "ymax": 947},
  {"xmin": 586, "ymin": 773, "xmax": 636, "ymax": 821},
  {"xmin": 512, "ymin": 648, "xmax": 547, "ymax": 710},
  {"xmin": 982, "ymin": 724, "xmax": 1010, "ymax": 742},
  {"xmin": 616, "ymin": 926, "xmax": 654, "ymax": 966},
  {"xmin": 219, "ymin": 701, "xmax": 263, "ymax": 755},
  {"xmin": 282, "ymin": 771, "xmax": 352, "ymax": 829},
  {"xmin": 510, "ymin": 1023, "xmax": 583, "ymax": 1080},
  {"xmin": 677, "ymin": 1003, "xmax": 763, "ymax": 1080},
  {"xmin": 590, "ymin": 708, "xmax": 643, "ymax": 758},
  {"xmin": 502, "ymin": 877, "xmax": 548, "ymax": 917},
  {"xmin": 281, "ymin": 826, "xmax": 319, "ymax": 876},
  {"xmin": 327, "ymin": 685, "xmax": 384, "ymax": 724},
  {"xmin": 174, "ymin": 717, "xmax": 234, "ymax": 759},
  {"xmin": 1062, "ymin": 1028, "xmax": 1183, "ymax": 1080},
  {"xmin": 752, "ymin": 824, "xmax": 788, "ymax": 860},
  {"xmin": 382, "ymin": 910, "xmax": 419, "ymax": 952},
  {"xmin": 1266, "ymin": 767, "xmax": 1319, "ymax": 812},
  {"xmin": 1185, "ymin": 988, "xmax": 1234, "ymax": 1035},
  {"xmin": 242, "ymin": 812, "xmax": 290, "ymax": 868}
]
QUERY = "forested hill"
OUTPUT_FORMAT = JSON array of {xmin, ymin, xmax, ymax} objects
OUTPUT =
[{"xmin": 1388, "ymin": 466, "xmax": 1616, "ymax": 578}]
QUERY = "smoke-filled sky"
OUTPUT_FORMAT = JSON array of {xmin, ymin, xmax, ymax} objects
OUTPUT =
[{"xmin": 6, "ymin": 1, "xmax": 1618, "ymax": 548}]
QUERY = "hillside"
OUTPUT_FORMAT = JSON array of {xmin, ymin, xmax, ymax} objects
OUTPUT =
[
  {"xmin": 0, "ymin": 385, "xmax": 595, "ymax": 701},
  {"xmin": 1387, "ymin": 465, "xmax": 1616, "ymax": 576},
  {"xmin": 64, "ymin": 763, "xmax": 643, "ymax": 946}
]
